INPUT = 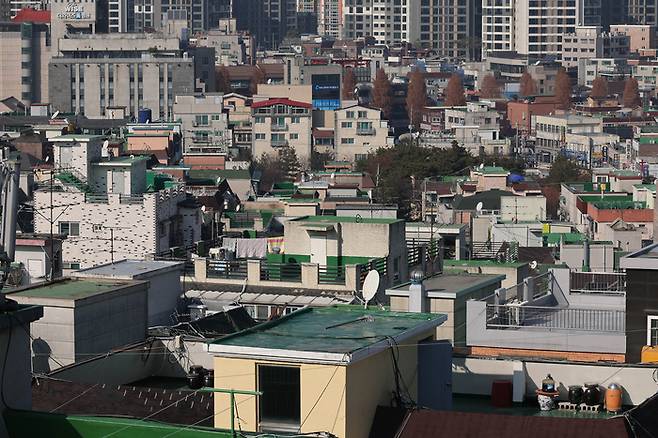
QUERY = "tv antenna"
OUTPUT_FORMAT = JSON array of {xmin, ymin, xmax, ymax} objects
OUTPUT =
[{"xmin": 362, "ymin": 269, "xmax": 380, "ymax": 309}]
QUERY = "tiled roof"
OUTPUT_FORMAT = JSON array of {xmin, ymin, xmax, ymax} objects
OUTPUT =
[
  {"xmin": 11, "ymin": 7, "xmax": 50, "ymax": 23},
  {"xmin": 252, "ymin": 98, "xmax": 312, "ymax": 109}
]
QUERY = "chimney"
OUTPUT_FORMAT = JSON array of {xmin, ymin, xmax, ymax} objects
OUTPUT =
[{"xmin": 408, "ymin": 269, "xmax": 427, "ymax": 313}]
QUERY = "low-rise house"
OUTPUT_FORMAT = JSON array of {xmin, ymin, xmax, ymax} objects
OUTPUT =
[
  {"xmin": 533, "ymin": 114, "xmax": 604, "ymax": 162},
  {"xmin": 8, "ymin": 278, "xmax": 149, "ymax": 372},
  {"xmin": 333, "ymin": 104, "xmax": 393, "ymax": 162},
  {"xmin": 208, "ymin": 306, "xmax": 448, "ymax": 437},
  {"xmin": 251, "ymin": 98, "xmax": 312, "ymax": 161},
  {"xmin": 33, "ymin": 135, "xmax": 202, "ymax": 269},
  {"xmin": 71, "ymin": 259, "xmax": 184, "ymax": 326}
]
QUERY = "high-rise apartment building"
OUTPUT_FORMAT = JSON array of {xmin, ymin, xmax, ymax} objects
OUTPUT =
[
  {"xmin": 233, "ymin": 0, "xmax": 300, "ymax": 49},
  {"xmin": 343, "ymin": 0, "xmax": 420, "ymax": 45},
  {"xmin": 628, "ymin": 0, "xmax": 658, "ymax": 26},
  {"xmin": 416, "ymin": 0, "xmax": 480, "ymax": 60},
  {"xmin": 318, "ymin": 0, "xmax": 343, "ymax": 38},
  {"xmin": 482, "ymin": 0, "xmax": 602, "ymax": 58}
]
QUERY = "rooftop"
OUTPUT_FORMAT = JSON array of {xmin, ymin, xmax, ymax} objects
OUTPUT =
[
  {"xmin": 386, "ymin": 273, "xmax": 504, "ymax": 299},
  {"xmin": 208, "ymin": 306, "xmax": 445, "ymax": 364},
  {"xmin": 93, "ymin": 155, "xmax": 151, "ymax": 166},
  {"xmin": 292, "ymin": 215, "xmax": 402, "ymax": 225},
  {"xmin": 8, "ymin": 278, "xmax": 135, "ymax": 301},
  {"xmin": 71, "ymin": 259, "xmax": 184, "ymax": 279},
  {"xmin": 444, "ymin": 259, "xmax": 527, "ymax": 269},
  {"xmin": 621, "ymin": 242, "xmax": 658, "ymax": 269}
]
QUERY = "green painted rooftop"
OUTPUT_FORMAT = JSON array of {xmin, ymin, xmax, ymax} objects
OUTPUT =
[
  {"xmin": 94, "ymin": 155, "xmax": 151, "ymax": 165},
  {"xmin": 188, "ymin": 169, "xmax": 251, "ymax": 180},
  {"xmin": 634, "ymin": 184, "xmax": 656, "ymax": 191},
  {"xmin": 9, "ymin": 279, "xmax": 131, "ymax": 300},
  {"xmin": 612, "ymin": 170, "xmax": 641, "ymax": 177},
  {"xmin": 210, "ymin": 306, "xmax": 443, "ymax": 354},
  {"xmin": 294, "ymin": 215, "xmax": 401, "ymax": 224},
  {"xmin": 545, "ymin": 232, "xmax": 584, "ymax": 245},
  {"xmin": 478, "ymin": 166, "xmax": 509, "ymax": 174}
]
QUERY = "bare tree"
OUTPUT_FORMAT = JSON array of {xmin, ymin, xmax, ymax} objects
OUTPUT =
[
  {"xmin": 444, "ymin": 74, "xmax": 467, "ymax": 106},
  {"xmin": 372, "ymin": 68, "xmax": 393, "ymax": 119},
  {"xmin": 406, "ymin": 69, "xmax": 427, "ymax": 128},
  {"xmin": 216, "ymin": 66, "xmax": 232, "ymax": 93},
  {"xmin": 590, "ymin": 76, "xmax": 609, "ymax": 99},
  {"xmin": 623, "ymin": 77, "xmax": 642, "ymax": 108},
  {"xmin": 479, "ymin": 73, "xmax": 501, "ymax": 99},
  {"xmin": 342, "ymin": 68, "xmax": 356, "ymax": 101},
  {"xmin": 555, "ymin": 68, "xmax": 572, "ymax": 110},
  {"xmin": 519, "ymin": 71, "xmax": 537, "ymax": 97}
]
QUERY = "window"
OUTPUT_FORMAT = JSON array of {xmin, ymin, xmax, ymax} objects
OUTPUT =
[
  {"xmin": 341, "ymin": 138, "xmax": 355, "ymax": 144},
  {"xmin": 195, "ymin": 115, "xmax": 209, "ymax": 126},
  {"xmin": 211, "ymin": 114, "xmax": 220, "ymax": 121},
  {"xmin": 255, "ymin": 133, "xmax": 266, "ymax": 140},
  {"xmin": 258, "ymin": 365, "xmax": 300, "ymax": 429},
  {"xmin": 93, "ymin": 224, "xmax": 103, "ymax": 233},
  {"xmin": 255, "ymin": 116, "xmax": 265, "ymax": 124},
  {"xmin": 341, "ymin": 122, "xmax": 353, "ymax": 128},
  {"xmin": 346, "ymin": 111, "xmax": 355, "ymax": 119},
  {"xmin": 647, "ymin": 316, "xmax": 658, "ymax": 346},
  {"xmin": 290, "ymin": 133, "xmax": 299, "ymax": 140},
  {"xmin": 291, "ymin": 116, "xmax": 300, "ymax": 124},
  {"xmin": 59, "ymin": 222, "xmax": 79, "ymax": 236},
  {"xmin": 357, "ymin": 110, "xmax": 368, "ymax": 118}
]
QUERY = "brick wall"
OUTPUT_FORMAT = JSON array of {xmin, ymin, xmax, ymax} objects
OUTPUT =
[{"xmin": 466, "ymin": 346, "xmax": 625, "ymax": 363}]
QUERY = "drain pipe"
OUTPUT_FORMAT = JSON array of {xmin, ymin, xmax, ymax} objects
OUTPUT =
[{"xmin": 583, "ymin": 238, "xmax": 591, "ymax": 272}]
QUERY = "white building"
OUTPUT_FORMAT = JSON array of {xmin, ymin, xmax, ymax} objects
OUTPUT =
[
  {"xmin": 561, "ymin": 27, "xmax": 630, "ymax": 69},
  {"xmin": 33, "ymin": 135, "xmax": 202, "ymax": 270},
  {"xmin": 173, "ymin": 93, "xmax": 231, "ymax": 155},
  {"xmin": 333, "ymin": 104, "xmax": 393, "ymax": 162}
]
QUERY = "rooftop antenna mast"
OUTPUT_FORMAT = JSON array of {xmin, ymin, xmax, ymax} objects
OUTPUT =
[{"xmin": 0, "ymin": 147, "xmax": 21, "ymax": 310}]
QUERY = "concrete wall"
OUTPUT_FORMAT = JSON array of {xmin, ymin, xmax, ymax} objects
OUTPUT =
[
  {"xmin": 560, "ymin": 243, "xmax": 615, "ymax": 271},
  {"xmin": 453, "ymin": 356, "xmax": 658, "ymax": 405},
  {"xmin": 466, "ymin": 300, "xmax": 626, "ymax": 354},
  {"xmin": 500, "ymin": 196, "xmax": 547, "ymax": 222}
]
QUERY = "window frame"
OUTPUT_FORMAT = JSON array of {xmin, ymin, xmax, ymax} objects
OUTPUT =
[{"xmin": 647, "ymin": 315, "xmax": 658, "ymax": 346}]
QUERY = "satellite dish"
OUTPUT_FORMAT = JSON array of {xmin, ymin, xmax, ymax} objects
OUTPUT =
[
  {"xmin": 201, "ymin": 205, "xmax": 206, "ymax": 212},
  {"xmin": 51, "ymin": 110, "xmax": 60, "ymax": 120},
  {"xmin": 362, "ymin": 269, "xmax": 380, "ymax": 308},
  {"xmin": 530, "ymin": 260, "xmax": 538, "ymax": 270},
  {"xmin": 479, "ymin": 163, "xmax": 484, "ymax": 170},
  {"xmin": 235, "ymin": 204, "xmax": 241, "ymax": 212},
  {"xmin": 44, "ymin": 155, "xmax": 50, "ymax": 162},
  {"xmin": 475, "ymin": 202, "xmax": 483, "ymax": 212}
]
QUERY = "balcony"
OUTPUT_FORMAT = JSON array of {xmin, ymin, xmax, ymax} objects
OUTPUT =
[
  {"xmin": 271, "ymin": 139, "xmax": 289, "ymax": 147},
  {"xmin": 271, "ymin": 124, "xmax": 289, "ymax": 132},
  {"xmin": 356, "ymin": 127, "xmax": 376, "ymax": 136}
]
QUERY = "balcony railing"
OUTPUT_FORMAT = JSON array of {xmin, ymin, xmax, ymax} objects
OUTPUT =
[
  {"xmin": 271, "ymin": 139, "xmax": 289, "ymax": 147},
  {"xmin": 318, "ymin": 265, "xmax": 346, "ymax": 285},
  {"xmin": 207, "ymin": 259, "xmax": 248, "ymax": 280},
  {"xmin": 486, "ymin": 304, "xmax": 625, "ymax": 333},
  {"xmin": 358, "ymin": 257, "xmax": 388, "ymax": 289},
  {"xmin": 356, "ymin": 127, "xmax": 376, "ymax": 135},
  {"xmin": 119, "ymin": 194, "xmax": 145, "ymax": 204},
  {"xmin": 271, "ymin": 124, "xmax": 289, "ymax": 132},
  {"xmin": 260, "ymin": 262, "xmax": 302, "ymax": 282},
  {"xmin": 570, "ymin": 271, "xmax": 626, "ymax": 295}
]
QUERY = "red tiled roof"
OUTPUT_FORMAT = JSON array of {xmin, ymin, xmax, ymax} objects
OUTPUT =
[
  {"xmin": 11, "ymin": 8, "xmax": 50, "ymax": 23},
  {"xmin": 252, "ymin": 98, "xmax": 312, "ymax": 109},
  {"xmin": 313, "ymin": 128, "xmax": 334, "ymax": 138}
]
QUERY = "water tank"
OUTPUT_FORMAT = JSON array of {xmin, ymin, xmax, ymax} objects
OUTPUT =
[{"xmin": 138, "ymin": 108, "xmax": 152, "ymax": 124}]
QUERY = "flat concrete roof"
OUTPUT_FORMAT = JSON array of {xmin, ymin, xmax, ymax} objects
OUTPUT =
[
  {"xmin": 386, "ymin": 273, "xmax": 504, "ymax": 299},
  {"xmin": 71, "ymin": 259, "xmax": 184, "ymax": 280},
  {"xmin": 9, "ymin": 278, "xmax": 133, "ymax": 301}
]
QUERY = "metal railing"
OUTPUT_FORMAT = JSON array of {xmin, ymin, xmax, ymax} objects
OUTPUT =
[
  {"xmin": 271, "ymin": 124, "xmax": 289, "ymax": 132},
  {"xmin": 318, "ymin": 265, "xmax": 346, "ymax": 285},
  {"xmin": 407, "ymin": 246, "xmax": 421, "ymax": 267},
  {"xmin": 485, "ymin": 304, "xmax": 625, "ymax": 332},
  {"xmin": 119, "ymin": 194, "xmax": 145, "ymax": 204},
  {"xmin": 260, "ymin": 262, "xmax": 301, "ymax": 282},
  {"xmin": 570, "ymin": 271, "xmax": 626, "ymax": 295},
  {"xmin": 207, "ymin": 259, "xmax": 248, "ymax": 279},
  {"xmin": 356, "ymin": 127, "xmax": 376, "ymax": 135},
  {"xmin": 85, "ymin": 193, "xmax": 109, "ymax": 203},
  {"xmin": 271, "ymin": 139, "xmax": 289, "ymax": 147},
  {"xmin": 358, "ymin": 257, "xmax": 388, "ymax": 288}
]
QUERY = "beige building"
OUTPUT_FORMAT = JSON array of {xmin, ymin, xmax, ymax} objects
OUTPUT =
[
  {"xmin": 533, "ymin": 114, "xmax": 604, "ymax": 161},
  {"xmin": 611, "ymin": 24, "xmax": 657, "ymax": 53},
  {"xmin": 469, "ymin": 166, "xmax": 510, "ymax": 192},
  {"xmin": 223, "ymin": 92, "xmax": 252, "ymax": 154},
  {"xmin": 251, "ymin": 97, "xmax": 312, "ymax": 161},
  {"xmin": 0, "ymin": 22, "xmax": 50, "ymax": 105},
  {"xmin": 209, "ymin": 306, "xmax": 447, "ymax": 438},
  {"xmin": 561, "ymin": 26, "xmax": 630, "ymax": 69},
  {"xmin": 173, "ymin": 93, "xmax": 231, "ymax": 155},
  {"xmin": 333, "ymin": 105, "xmax": 393, "ymax": 162},
  {"xmin": 50, "ymin": 0, "xmax": 97, "ymax": 54}
]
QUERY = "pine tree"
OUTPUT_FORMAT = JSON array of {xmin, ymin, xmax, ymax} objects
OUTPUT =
[
  {"xmin": 372, "ymin": 68, "xmax": 393, "ymax": 119},
  {"xmin": 479, "ymin": 73, "xmax": 501, "ymax": 99},
  {"xmin": 555, "ymin": 68, "xmax": 572, "ymax": 110},
  {"xmin": 623, "ymin": 77, "xmax": 642, "ymax": 108},
  {"xmin": 342, "ymin": 68, "xmax": 356, "ymax": 101},
  {"xmin": 444, "ymin": 74, "xmax": 467, "ymax": 106},
  {"xmin": 519, "ymin": 71, "xmax": 537, "ymax": 97},
  {"xmin": 590, "ymin": 76, "xmax": 609, "ymax": 99},
  {"xmin": 279, "ymin": 147, "xmax": 301, "ymax": 182},
  {"xmin": 406, "ymin": 69, "xmax": 427, "ymax": 128}
]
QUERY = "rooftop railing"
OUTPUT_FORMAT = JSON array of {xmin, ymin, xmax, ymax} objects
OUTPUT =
[
  {"xmin": 570, "ymin": 271, "xmax": 626, "ymax": 295},
  {"xmin": 207, "ymin": 259, "xmax": 248, "ymax": 280},
  {"xmin": 485, "ymin": 304, "xmax": 625, "ymax": 333}
]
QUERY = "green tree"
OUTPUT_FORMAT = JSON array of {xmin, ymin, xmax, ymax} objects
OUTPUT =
[
  {"xmin": 546, "ymin": 154, "xmax": 590, "ymax": 183},
  {"xmin": 252, "ymin": 153, "xmax": 284, "ymax": 193}
]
